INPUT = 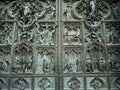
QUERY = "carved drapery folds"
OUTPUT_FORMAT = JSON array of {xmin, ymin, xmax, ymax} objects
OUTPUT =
[
  {"xmin": 64, "ymin": 48, "xmax": 82, "ymax": 73},
  {"xmin": 36, "ymin": 48, "xmax": 55, "ymax": 74}
]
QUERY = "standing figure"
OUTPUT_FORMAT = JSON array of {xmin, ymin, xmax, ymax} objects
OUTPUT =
[
  {"xmin": 64, "ymin": 5, "xmax": 72, "ymax": 20},
  {"xmin": 89, "ymin": 0, "xmax": 96, "ymax": 16}
]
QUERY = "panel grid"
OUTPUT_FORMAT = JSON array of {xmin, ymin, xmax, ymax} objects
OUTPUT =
[{"xmin": 0, "ymin": 0, "xmax": 120, "ymax": 90}]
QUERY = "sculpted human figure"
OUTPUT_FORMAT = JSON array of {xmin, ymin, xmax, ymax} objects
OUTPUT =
[{"xmin": 90, "ymin": 0, "xmax": 96, "ymax": 16}]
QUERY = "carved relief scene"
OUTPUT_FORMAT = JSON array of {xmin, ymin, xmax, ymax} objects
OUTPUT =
[
  {"xmin": 36, "ymin": 48, "xmax": 55, "ymax": 74},
  {"xmin": 106, "ymin": 22, "xmax": 120, "ymax": 44},
  {"xmin": 85, "ymin": 27, "xmax": 106, "ymax": 73},
  {"xmin": 62, "ymin": 0, "xmax": 111, "ymax": 25},
  {"xmin": 10, "ymin": 78, "xmax": 31, "ymax": 90},
  {"xmin": 87, "ymin": 77, "xmax": 107, "ymax": 90},
  {"xmin": 64, "ymin": 48, "xmax": 83, "ymax": 73},
  {"xmin": 0, "ymin": 0, "xmax": 119, "ymax": 90},
  {"xmin": 1, "ymin": 0, "xmax": 56, "ymax": 21},
  {"xmin": 64, "ymin": 77, "xmax": 83, "ymax": 90},
  {"xmin": 14, "ymin": 26, "xmax": 35, "ymax": 44},
  {"xmin": 11, "ymin": 43, "xmax": 33, "ymax": 74},
  {"xmin": 0, "ymin": 22, "xmax": 13, "ymax": 45},
  {"xmin": 63, "ymin": 22, "xmax": 82, "ymax": 45},
  {"xmin": 0, "ymin": 46, "xmax": 11, "ymax": 74},
  {"xmin": 36, "ymin": 22, "xmax": 56, "ymax": 45},
  {"xmin": 35, "ymin": 77, "xmax": 55, "ymax": 90},
  {"xmin": 108, "ymin": 47, "xmax": 120, "ymax": 72}
]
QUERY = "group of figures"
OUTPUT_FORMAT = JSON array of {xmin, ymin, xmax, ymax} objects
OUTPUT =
[
  {"xmin": 37, "ymin": 49, "xmax": 55, "ymax": 74},
  {"xmin": 108, "ymin": 47, "xmax": 120, "ymax": 72},
  {"xmin": 15, "ymin": 27, "xmax": 34, "ymax": 43},
  {"xmin": 85, "ymin": 28, "xmax": 106, "ymax": 72},
  {"xmin": 106, "ymin": 25, "xmax": 120, "ymax": 44},
  {"xmin": 36, "ymin": 23, "xmax": 56, "ymax": 45},
  {"xmin": 64, "ymin": 49, "xmax": 82, "ymax": 73},
  {"xmin": 64, "ymin": 23, "xmax": 81, "ymax": 45}
]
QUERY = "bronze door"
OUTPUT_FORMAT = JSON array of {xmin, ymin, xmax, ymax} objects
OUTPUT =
[{"xmin": 0, "ymin": 0, "xmax": 120, "ymax": 90}]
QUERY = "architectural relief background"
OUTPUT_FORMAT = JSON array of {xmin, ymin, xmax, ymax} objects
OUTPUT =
[{"xmin": 0, "ymin": 0, "xmax": 120, "ymax": 90}]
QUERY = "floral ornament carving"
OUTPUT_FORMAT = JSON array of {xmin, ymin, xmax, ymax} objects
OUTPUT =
[
  {"xmin": 90, "ymin": 77, "xmax": 105, "ymax": 89},
  {"xmin": 64, "ymin": 49, "xmax": 82, "ymax": 73},
  {"xmin": 14, "ymin": 78, "xmax": 29, "ymax": 90},
  {"xmin": 37, "ymin": 48, "xmax": 55, "ymax": 74},
  {"xmin": 72, "ymin": 0, "xmax": 111, "ymax": 27},
  {"xmin": 12, "ymin": 43, "xmax": 33, "ymax": 73},
  {"xmin": 7, "ymin": 0, "xmax": 45, "ymax": 27},
  {"xmin": 67, "ymin": 77, "xmax": 81, "ymax": 90},
  {"xmin": 114, "ymin": 77, "xmax": 120, "ymax": 89},
  {"xmin": 38, "ymin": 77, "xmax": 51, "ymax": 90}
]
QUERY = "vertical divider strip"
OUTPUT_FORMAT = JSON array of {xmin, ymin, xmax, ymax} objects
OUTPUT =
[{"xmin": 9, "ymin": 21, "xmax": 16, "ymax": 90}]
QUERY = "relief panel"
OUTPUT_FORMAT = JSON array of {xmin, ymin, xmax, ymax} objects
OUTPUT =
[
  {"xmin": 0, "ymin": 46, "xmax": 11, "ymax": 74},
  {"xmin": 36, "ymin": 48, "xmax": 56, "ymax": 74},
  {"xmin": 36, "ymin": 22, "xmax": 57, "ymax": 45},
  {"xmin": 0, "ymin": 22, "xmax": 13, "ymax": 45},
  {"xmin": 14, "ymin": 26, "xmax": 35, "ymax": 44},
  {"xmin": 64, "ymin": 77, "xmax": 84, "ymax": 90},
  {"xmin": 106, "ymin": 22, "xmax": 120, "ymax": 44},
  {"xmin": 63, "ymin": 47, "xmax": 83, "ymax": 73},
  {"xmin": 34, "ymin": 77, "xmax": 55, "ymax": 90},
  {"xmin": 108, "ymin": 46, "xmax": 120, "ymax": 72},
  {"xmin": 11, "ymin": 43, "xmax": 33, "ymax": 74},
  {"xmin": 10, "ymin": 78, "xmax": 31, "ymax": 90},
  {"xmin": 87, "ymin": 77, "xmax": 107, "ymax": 90},
  {"xmin": 63, "ymin": 22, "xmax": 82, "ymax": 45},
  {"xmin": 85, "ymin": 26, "xmax": 106, "ymax": 73}
]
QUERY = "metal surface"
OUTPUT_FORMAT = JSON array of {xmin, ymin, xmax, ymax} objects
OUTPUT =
[{"xmin": 0, "ymin": 0, "xmax": 120, "ymax": 90}]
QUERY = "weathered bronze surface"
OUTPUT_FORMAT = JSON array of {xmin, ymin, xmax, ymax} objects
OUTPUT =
[{"xmin": 0, "ymin": 0, "xmax": 120, "ymax": 90}]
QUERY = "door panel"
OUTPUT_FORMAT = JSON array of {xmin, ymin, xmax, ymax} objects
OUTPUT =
[{"xmin": 0, "ymin": 0, "xmax": 120, "ymax": 90}]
